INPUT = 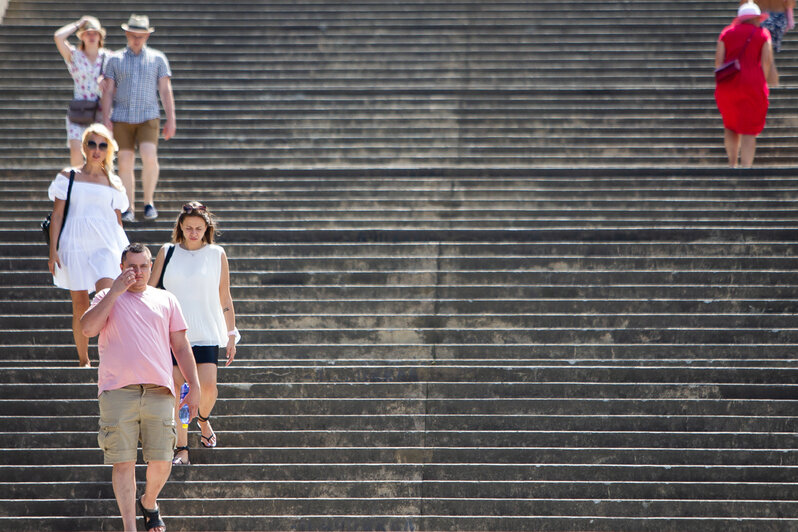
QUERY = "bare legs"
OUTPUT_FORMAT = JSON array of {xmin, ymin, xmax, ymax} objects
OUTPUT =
[
  {"xmin": 68, "ymin": 139, "xmax": 83, "ymax": 168},
  {"xmin": 111, "ymin": 462, "xmax": 137, "ymax": 531},
  {"xmin": 69, "ymin": 290, "xmax": 90, "ymax": 367},
  {"xmin": 118, "ymin": 149, "xmax": 135, "ymax": 212},
  {"xmin": 118, "ymin": 143, "xmax": 160, "ymax": 214},
  {"xmin": 740, "ymin": 135, "xmax": 757, "ymax": 167},
  {"xmin": 724, "ymin": 128, "xmax": 757, "ymax": 167},
  {"xmin": 112, "ymin": 460, "xmax": 169, "ymax": 532},
  {"xmin": 173, "ymin": 361, "xmax": 218, "ymax": 458},
  {"xmin": 139, "ymin": 142, "xmax": 160, "ymax": 208},
  {"xmin": 172, "ymin": 365, "xmax": 189, "ymax": 463},
  {"xmin": 69, "ymin": 278, "xmax": 114, "ymax": 367}
]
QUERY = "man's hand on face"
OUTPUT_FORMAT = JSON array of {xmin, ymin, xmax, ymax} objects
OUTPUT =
[{"xmin": 111, "ymin": 266, "xmax": 137, "ymax": 295}]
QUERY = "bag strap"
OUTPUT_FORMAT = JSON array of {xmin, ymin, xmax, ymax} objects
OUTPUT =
[
  {"xmin": 736, "ymin": 26, "xmax": 757, "ymax": 60},
  {"xmin": 95, "ymin": 52, "xmax": 105, "ymax": 104},
  {"xmin": 56, "ymin": 169, "xmax": 75, "ymax": 250},
  {"xmin": 156, "ymin": 244, "xmax": 176, "ymax": 289}
]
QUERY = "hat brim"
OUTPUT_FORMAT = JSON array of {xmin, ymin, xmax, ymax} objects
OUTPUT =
[
  {"xmin": 77, "ymin": 28, "xmax": 106, "ymax": 38},
  {"xmin": 733, "ymin": 13, "xmax": 769, "ymax": 24},
  {"xmin": 121, "ymin": 24, "xmax": 154, "ymax": 33}
]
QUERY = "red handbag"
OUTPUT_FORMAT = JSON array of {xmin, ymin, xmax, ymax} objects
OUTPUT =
[{"xmin": 715, "ymin": 58, "xmax": 741, "ymax": 82}]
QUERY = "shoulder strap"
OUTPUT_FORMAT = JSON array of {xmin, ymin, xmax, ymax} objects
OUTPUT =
[
  {"xmin": 156, "ymin": 244, "xmax": 176, "ymax": 289},
  {"xmin": 737, "ymin": 26, "xmax": 758, "ymax": 59},
  {"xmin": 56, "ymin": 170, "xmax": 75, "ymax": 250}
]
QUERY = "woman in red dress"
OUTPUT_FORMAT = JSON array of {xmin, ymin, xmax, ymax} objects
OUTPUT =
[{"xmin": 715, "ymin": 2, "xmax": 778, "ymax": 167}]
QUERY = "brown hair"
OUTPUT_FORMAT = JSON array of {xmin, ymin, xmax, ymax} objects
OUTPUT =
[
  {"xmin": 121, "ymin": 242, "xmax": 152, "ymax": 264},
  {"xmin": 171, "ymin": 201, "xmax": 217, "ymax": 245},
  {"xmin": 76, "ymin": 16, "xmax": 106, "ymax": 50}
]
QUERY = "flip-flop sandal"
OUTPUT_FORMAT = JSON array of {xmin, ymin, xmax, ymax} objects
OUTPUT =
[
  {"xmin": 172, "ymin": 446, "xmax": 190, "ymax": 465},
  {"xmin": 138, "ymin": 498, "xmax": 165, "ymax": 532},
  {"xmin": 197, "ymin": 413, "xmax": 217, "ymax": 448}
]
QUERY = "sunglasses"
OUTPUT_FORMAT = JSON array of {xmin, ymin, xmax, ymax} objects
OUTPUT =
[
  {"xmin": 86, "ymin": 140, "xmax": 108, "ymax": 151},
  {"xmin": 183, "ymin": 203, "xmax": 207, "ymax": 213}
]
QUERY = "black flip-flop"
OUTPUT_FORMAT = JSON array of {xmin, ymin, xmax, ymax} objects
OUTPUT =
[
  {"xmin": 138, "ymin": 498, "xmax": 166, "ymax": 531},
  {"xmin": 197, "ymin": 413, "xmax": 217, "ymax": 448},
  {"xmin": 172, "ymin": 445, "xmax": 190, "ymax": 465}
]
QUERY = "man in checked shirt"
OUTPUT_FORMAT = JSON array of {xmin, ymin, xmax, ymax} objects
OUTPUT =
[{"xmin": 101, "ymin": 14, "xmax": 176, "ymax": 223}]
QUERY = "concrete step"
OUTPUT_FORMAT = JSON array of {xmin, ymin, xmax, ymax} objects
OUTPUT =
[
  {"xmin": 4, "ymin": 0, "xmax": 798, "ymax": 527},
  {"xmin": 6, "ymin": 478, "xmax": 797, "ymax": 501},
  {"xmin": 2, "ymin": 412, "xmax": 795, "ymax": 433}
]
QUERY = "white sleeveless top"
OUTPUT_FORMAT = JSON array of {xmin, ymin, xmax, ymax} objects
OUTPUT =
[{"xmin": 161, "ymin": 243, "xmax": 228, "ymax": 347}]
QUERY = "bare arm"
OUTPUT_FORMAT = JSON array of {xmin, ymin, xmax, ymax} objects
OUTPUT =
[
  {"xmin": 148, "ymin": 245, "xmax": 168, "ymax": 287},
  {"xmin": 47, "ymin": 197, "xmax": 66, "ymax": 275},
  {"xmin": 219, "ymin": 250, "xmax": 237, "ymax": 366},
  {"xmin": 54, "ymin": 17, "xmax": 89, "ymax": 64},
  {"xmin": 762, "ymin": 39, "xmax": 779, "ymax": 87},
  {"xmin": 158, "ymin": 76, "xmax": 176, "ymax": 140},
  {"xmin": 715, "ymin": 40, "xmax": 726, "ymax": 69},
  {"xmin": 80, "ymin": 268, "xmax": 135, "ymax": 337},
  {"xmin": 170, "ymin": 330, "xmax": 201, "ymax": 420},
  {"xmin": 100, "ymin": 77, "xmax": 115, "ymax": 130}
]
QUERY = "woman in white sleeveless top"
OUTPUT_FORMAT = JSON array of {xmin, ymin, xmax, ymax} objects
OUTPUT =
[{"xmin": 149, "ymin": 201, "xmax": 239, "ymax": 465}]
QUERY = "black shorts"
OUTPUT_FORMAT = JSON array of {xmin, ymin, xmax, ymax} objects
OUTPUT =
[{"xmin": 172, "ymin": 345, "xmax": 219, "ymax": 366}]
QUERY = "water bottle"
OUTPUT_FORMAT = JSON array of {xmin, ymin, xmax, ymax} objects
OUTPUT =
[{"xmin": 178, "ymin": 383, "xmax": 190, "ymax": 428}]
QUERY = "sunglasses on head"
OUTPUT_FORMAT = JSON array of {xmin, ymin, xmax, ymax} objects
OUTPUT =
[
  {"xmin": 183, "ymin": 203, "xmax": 207, "ymax": 213},
  {"xmin": 86, "ymin": 140, "xmax": 108, "ymax": 151}
]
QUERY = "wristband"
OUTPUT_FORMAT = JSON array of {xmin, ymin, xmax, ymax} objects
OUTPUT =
[{"xmin": 228, "ymin": 328, "xmax": 238, "ymax": 337}]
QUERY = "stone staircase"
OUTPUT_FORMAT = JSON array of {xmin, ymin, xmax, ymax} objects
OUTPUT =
[{"xmin": 2, "ymin": 0, "xmax": 798, "ymax": 531}]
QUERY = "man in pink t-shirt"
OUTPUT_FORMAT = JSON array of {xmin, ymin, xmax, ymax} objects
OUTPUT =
[{"xmin": 82, "ymin": 242, "xmax": 200, "ymax": 532}]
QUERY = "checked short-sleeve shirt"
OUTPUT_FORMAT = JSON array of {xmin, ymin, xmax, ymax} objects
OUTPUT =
[{"xmin": 104, "ymin": 46, "xmax": 171, "ymax": 124}]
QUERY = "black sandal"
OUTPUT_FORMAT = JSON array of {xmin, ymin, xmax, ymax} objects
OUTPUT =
[
  {"xmin": 138, "ymin": 497, "xmax": 166, "ymax": 531},
  {"xmin": 172, "ymin": 445, "xmax": 190, "ymax": 465},
  {"xmin": 197, "ymin": 412, "xmax": 217, "ymax": 448}
]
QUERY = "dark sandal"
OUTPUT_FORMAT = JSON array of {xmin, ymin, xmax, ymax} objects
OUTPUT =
[
  {"xmin": 138, "ymin": 498, "xmax": 165, "ymax": 532},
  {"xmin": 197, "ymin": 412, "xmax": 217, "ymax": 448},
  {"xmin": 172, "ymin": 445, "xmax": 190, "ymax": 465}
]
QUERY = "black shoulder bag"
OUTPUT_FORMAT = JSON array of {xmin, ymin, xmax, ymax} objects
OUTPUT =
[
  {"xmin": 155, "ymin": 244, "xmax": 176, "ymax": 289},
  {"xmin": 42, "ymin": 169, "xmax": 75, "ymax": 248}
]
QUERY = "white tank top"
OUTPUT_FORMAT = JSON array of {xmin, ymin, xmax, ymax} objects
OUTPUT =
[{"xmin": 162, "ymin": 243, "xmax": 228, "ymax": 347}]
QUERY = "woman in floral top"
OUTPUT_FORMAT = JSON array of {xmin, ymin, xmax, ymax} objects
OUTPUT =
[{"xmin": 54, "ymin": 16, "xmax": 108, "ymax": 166}]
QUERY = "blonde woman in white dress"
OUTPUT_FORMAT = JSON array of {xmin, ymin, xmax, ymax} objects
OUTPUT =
[
  {"xmin": 47, "ymin": 123, "xmax": 129, "ymax": 367},
  {"xmin": 149, "ymin": 201, "xmax": 238, "ymax": 465}
]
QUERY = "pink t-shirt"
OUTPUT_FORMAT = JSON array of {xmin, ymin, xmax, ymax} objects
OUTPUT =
[{"xmin": 90, "ymin": 286, "xmax": 188, "ymax": 396}]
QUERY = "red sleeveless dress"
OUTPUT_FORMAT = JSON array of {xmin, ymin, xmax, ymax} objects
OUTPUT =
[{"xmin": 714, "ymin": 23, "xmax": 771, "ymax": 135}]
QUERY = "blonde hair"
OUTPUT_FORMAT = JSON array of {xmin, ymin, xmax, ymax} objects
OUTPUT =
[
  {"xmin": 81, "ymin": 123, "xmax": 123, "ymax": 191},
  {"xmin": 171, "ymin": 201, "xmax": 217, "ymax": 245}
]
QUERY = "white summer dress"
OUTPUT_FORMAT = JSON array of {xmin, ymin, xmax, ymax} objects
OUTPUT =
[
  {"xmin": 161, "ymin": 244, "xmax": 233, "ymax": 348},
  {"xmin": 48, "ymin": 173, "xmax": 129, "ymax": 291}
]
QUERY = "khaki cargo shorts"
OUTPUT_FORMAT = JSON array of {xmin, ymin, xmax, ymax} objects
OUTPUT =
[
  {"xmin": 98, "ymin": 384, "xmax": 176, "ymax": 464},
  {"xmin": 113, "ymin": 118, "xmax": 159, "ymax": 150}
]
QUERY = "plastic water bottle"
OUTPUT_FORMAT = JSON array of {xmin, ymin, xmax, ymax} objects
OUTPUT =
[{"xmin": 178, "ymin": 383, "xmax": 190, "ymax": 428}]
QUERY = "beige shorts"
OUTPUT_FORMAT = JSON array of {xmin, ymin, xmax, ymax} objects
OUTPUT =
[
  {"xmin": 113, "ymin": 118, "xmax": 159, "ymax": 150},
  {"xmin": 98, "ymin": 384, "xmax": 176, "ymax": 464}
]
